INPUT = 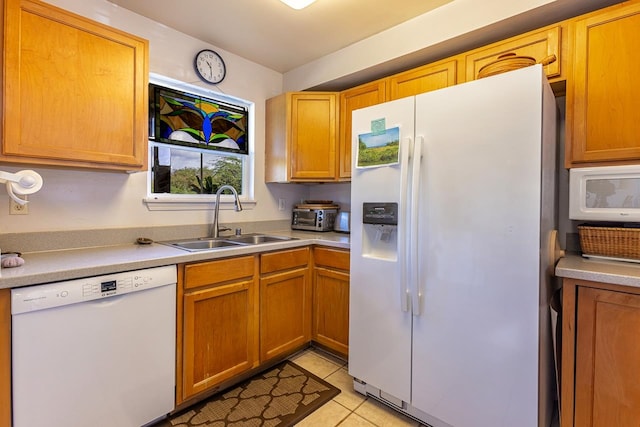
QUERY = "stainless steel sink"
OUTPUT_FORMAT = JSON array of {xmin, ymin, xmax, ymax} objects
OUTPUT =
[
  {"xmin": 224, "ymin": 234, "xmax": 296, "ymax": 244},
  {"xmin": 160, "ymin": 234, "xmax": 297, "ymax": 252},
  {"xmin": 162, "ymin": 238, "xmax": 247, "ymax": 252}
]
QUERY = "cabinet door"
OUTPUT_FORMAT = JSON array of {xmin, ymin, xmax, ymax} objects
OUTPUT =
[
  {"xmin": 312, "ymin": 267, "xmax": 349, "ymax": 356},
  {"xmin": 566, "ymin": 3, "xmax": 640, "ymax": 166},
  {"xmin": 339, "ymin": 80, "xmax": 387, "ymax": 179},
  {"xmin": 464, "ymin": 26, "xmax": 562, "ymax": 82},
  {"xmin": 2, "ymin": 0, "xmax": 148, "ymax": 171},
  {"xmin": 388, "ymin": 59, "xmax": 458, "ymax": 100},
  {"xmin": 575, "ymin": 286, "xmax": 640, "ymax": 426},
  {"xmin": 290, "ymin": 93, "xmax": 338, "ymax": 181},
  {"xmin": 182, "ymin": 279, "xmax": 258, "ymax": 400},
  {"xmin": 312, "ymin": 247, "xmax": 350, "ymax": 356},
  {"xmin": 260, "ymin": 267, "xmax": 312, "ymax": 361}
]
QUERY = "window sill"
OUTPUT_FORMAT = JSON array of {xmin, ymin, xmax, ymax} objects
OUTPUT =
[{"xmin": 143, "ymin": 196, "xmax": 257, "ymax": 211}]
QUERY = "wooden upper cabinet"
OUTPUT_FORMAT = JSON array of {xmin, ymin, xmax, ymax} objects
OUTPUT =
[
  {"xmin": 1, "ymin": 0, "xmax": 149, "ymax": 171},
  {"xmin": 565, "ymin": 2, "xmax": 640, "ymax": 167},
  {"xmin": 464, "ymin": 26, "xmax": 562, "ymax": 83},
  {"xmin": 387, "ymin": 58, "xmax": 459, "ymax": 100},
  {"xmin": 266, "ymin": 92, "xmax": 339, "ymax": 182},
  {"xmin": 339, "ymin": 80, "xmax": 387, "ymax": 180}
]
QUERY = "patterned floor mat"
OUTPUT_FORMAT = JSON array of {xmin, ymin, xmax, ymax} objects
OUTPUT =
[{"xmin": 154, "ymin": 361, "xmax": 341, "ymax": 426}]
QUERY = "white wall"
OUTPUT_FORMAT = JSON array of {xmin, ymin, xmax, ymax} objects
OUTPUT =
[
  {"xmin": 1, "ymin": 0, "xmax": 600, "ymax": 234},
  {"xmin": 283, "ymin": 0, "xmax": 621, "ymax": 91},
  {"xmin": 284, "ymin": 0, "xmax": 553, "ymax": 91},
  {"xmin": 0, "ymin": 0, "xmax": 309, "ymax": 233}
]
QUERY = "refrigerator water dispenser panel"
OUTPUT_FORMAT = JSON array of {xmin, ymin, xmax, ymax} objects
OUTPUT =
[
  {"xmin": 362, "ymin": 202, "xmax": 398, "ymax": 260},
  {"xmin": 363, "ymin": 203, "xmax": 398, "ymax": 225}
]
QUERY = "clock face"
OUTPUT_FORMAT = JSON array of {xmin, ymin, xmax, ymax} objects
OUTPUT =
[{"xmin": 194, "ymin": 49, "xmax": 226, "ymax": 84}]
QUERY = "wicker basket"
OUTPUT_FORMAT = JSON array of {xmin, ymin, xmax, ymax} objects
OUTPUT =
[
  {"xmin": 578, "ymin": 225, "xmax": 640, "ymax": 260},
  {"xmin": 477, "ymin": 53, "xmax": 557, "ymax": 79}
]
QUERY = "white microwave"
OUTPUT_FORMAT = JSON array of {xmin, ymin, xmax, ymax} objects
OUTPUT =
[{"xmin": 569, "ymin": 165, "xmax": 640, "ymax": 222}]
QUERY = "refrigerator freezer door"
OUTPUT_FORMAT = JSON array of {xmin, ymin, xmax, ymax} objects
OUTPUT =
[
  {"xmin": 349, "ymin": 96, "xmax": 415, "ymax": 403},
  {"xmin": 411, "ymin": 65, "xmax": 551, "ymax": 426}
]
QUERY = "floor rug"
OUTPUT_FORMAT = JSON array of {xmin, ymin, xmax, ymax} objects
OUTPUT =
[{"xmin": 156, "ymin": 361, "xmax": 341, "ymax": 427}]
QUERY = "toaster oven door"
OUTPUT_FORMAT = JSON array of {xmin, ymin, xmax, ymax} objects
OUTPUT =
[{"xmin": 292, "ymin": 210, "xmax": 318, "ymax": 229}]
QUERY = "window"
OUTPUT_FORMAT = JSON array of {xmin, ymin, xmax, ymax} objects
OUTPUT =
[{"xmin": 146, "ymin": 74, "xmax": 254, "ymax": 207}]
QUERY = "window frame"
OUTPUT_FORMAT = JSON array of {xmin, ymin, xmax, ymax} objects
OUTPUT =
[{"xmin": 144, "ymin": 73, "xmax": 255, "ymax": 211}]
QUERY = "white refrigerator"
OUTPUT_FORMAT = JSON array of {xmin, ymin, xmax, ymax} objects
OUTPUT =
[{"xmin": 349, "ymin": 65, "xmax": 557, "ymax": 427}]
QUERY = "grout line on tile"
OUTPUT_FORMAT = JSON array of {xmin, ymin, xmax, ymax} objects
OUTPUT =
[
  {"xmin": 310, "ymin": 345, "xmax": 348, "ymax": 366},
  {"xmin": 350, "ymin": 396, "xmax": 369, "ymax": 412},
  {"xmin": 325, "ymin": 364, "xmax": 344, "ymax": 379}
]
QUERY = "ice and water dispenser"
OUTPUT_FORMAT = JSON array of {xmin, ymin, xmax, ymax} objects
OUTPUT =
[{"xmin": 361, "ymin": 202, "xmax": 398, "ymax": 260}]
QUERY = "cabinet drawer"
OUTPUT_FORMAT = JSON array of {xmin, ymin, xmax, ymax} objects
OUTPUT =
[
  {"xmin": 260, "ymin": 247, "xmax": 310, "ymax": 275},
  {"xmin": 313, "ymin": 247, "xmax": 350, "ymax": 271},
  {"xmin": 464, "ymin": 26, "xmax": 562, "ymax": 82},
  {"xmin": 183, "ymin": 256, "xmax": 256, "ymax": 290}
]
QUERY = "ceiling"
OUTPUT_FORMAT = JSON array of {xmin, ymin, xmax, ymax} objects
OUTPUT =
[{"xmin": 106, "ymin": 0, "xmax": 454, "ymax": 73}]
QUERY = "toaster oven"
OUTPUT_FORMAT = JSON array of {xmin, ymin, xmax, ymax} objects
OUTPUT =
[{"xmin": 291, "ymin": 205, "xmax": 338, "ymax": 231}]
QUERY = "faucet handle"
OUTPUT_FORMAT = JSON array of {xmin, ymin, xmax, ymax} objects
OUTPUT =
[{"xmin": 235, "ymin": 228, "xmax": 242, "ymax": 236}]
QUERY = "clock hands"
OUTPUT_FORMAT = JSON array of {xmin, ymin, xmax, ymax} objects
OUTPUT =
[{"xmin": 206, "ymin": 60, "xmax": 213, "ymax": 79}]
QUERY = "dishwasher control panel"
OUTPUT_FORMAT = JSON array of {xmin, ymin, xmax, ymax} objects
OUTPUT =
[{"xmin": 11, "ymin": 265, "xmax": 176, "ymax": 314}]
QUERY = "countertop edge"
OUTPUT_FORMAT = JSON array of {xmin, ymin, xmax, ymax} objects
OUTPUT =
[
  {"xmin": 0, "ymin": 231, "xmax": 350, "ymax": 289},
  {"xmin": 555, "ymin": 253, "xmax": 640, "ymax": 289}
]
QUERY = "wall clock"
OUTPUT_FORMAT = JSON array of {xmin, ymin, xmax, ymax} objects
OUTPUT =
[{"xmin": 194, "ymin": 49, "xmax": 226, "ymax": 84}]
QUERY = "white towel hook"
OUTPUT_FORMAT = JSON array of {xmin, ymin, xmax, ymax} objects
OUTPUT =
[{"xmin": 0, "ymin": 169, "xmax": 44, "ymax": 205}]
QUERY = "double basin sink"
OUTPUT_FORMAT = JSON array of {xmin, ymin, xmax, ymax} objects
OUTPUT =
[{"xmin": 161, "ymin": 233, "xmax": 297, "ymax": 252}]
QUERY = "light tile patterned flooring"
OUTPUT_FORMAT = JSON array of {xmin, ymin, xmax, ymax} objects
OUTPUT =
[{"xmin": 289, "ymin": 347, "xmax": 426, "ymax": 427}]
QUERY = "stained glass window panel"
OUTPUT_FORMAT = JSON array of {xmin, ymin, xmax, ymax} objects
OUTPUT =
[{"xmin": 149, "ymin": 84, "xmax": 249, "ymax": 154}]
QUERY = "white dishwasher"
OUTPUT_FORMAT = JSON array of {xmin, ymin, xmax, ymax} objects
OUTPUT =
[{"xmin": 11, "ymin": 265, "xmax": 177, "ymax": 427}]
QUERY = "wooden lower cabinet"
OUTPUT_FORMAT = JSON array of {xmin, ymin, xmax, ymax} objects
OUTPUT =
[
  {"xmin": 177, "ymin": 256, "xmax": 259, "ymax": 404},
  {"xmin": 312, "ymin": 247, "xmax": 350, "ymax": 356},
  {"xmin": 562, "ymin": 279, "xmax": 640, "ymax": 427},
  {"xmin": 260, "ymin": 247, "xmax": 312, "ymax": 362},
  {"xmin": 176, "ymin": 246, "xmax": 349, "ymax": 405}
]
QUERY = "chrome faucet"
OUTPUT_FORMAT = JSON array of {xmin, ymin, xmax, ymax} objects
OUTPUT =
[{"xmin": 211, "ymin": 185, "xmax": 243, "ymax": 238}]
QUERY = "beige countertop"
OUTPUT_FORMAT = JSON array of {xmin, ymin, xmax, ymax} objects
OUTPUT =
[
  {"xmin": 0, "ymin": 230, "xmax": 350, "ymax": 289},
  {"xmin": 13, "ymin": 232, "xmax": 640, "ymax": 291},
  {"xmin": 555, "ymin": 253, "xmax": 640, "ymax": 289}
]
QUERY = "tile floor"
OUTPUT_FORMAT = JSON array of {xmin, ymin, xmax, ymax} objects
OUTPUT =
[
  {"xmin": 290, "ymin": 347, "xmax": 561, "ymax": 427},
  {"xmin": 289, "ymin": 347, "xmax": 426, "ymax": 427}
]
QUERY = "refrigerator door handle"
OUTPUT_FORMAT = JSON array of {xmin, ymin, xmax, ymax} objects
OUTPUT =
[
  {"xmin": 409, "ymin": 136, "xmax": 423, "ymax": 316},
  {"xmin": 398, "ymin": 136, "xmax": 412, "ymax": 312}
]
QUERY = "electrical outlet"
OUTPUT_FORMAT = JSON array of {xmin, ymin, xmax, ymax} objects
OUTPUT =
[
  {"xmin": 9, "ymin": 198, "xmax": 28, "ymax": 215},
  {"xmin": 278, "ymin": 199, "xmax": 286, "ymax": 211}
]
